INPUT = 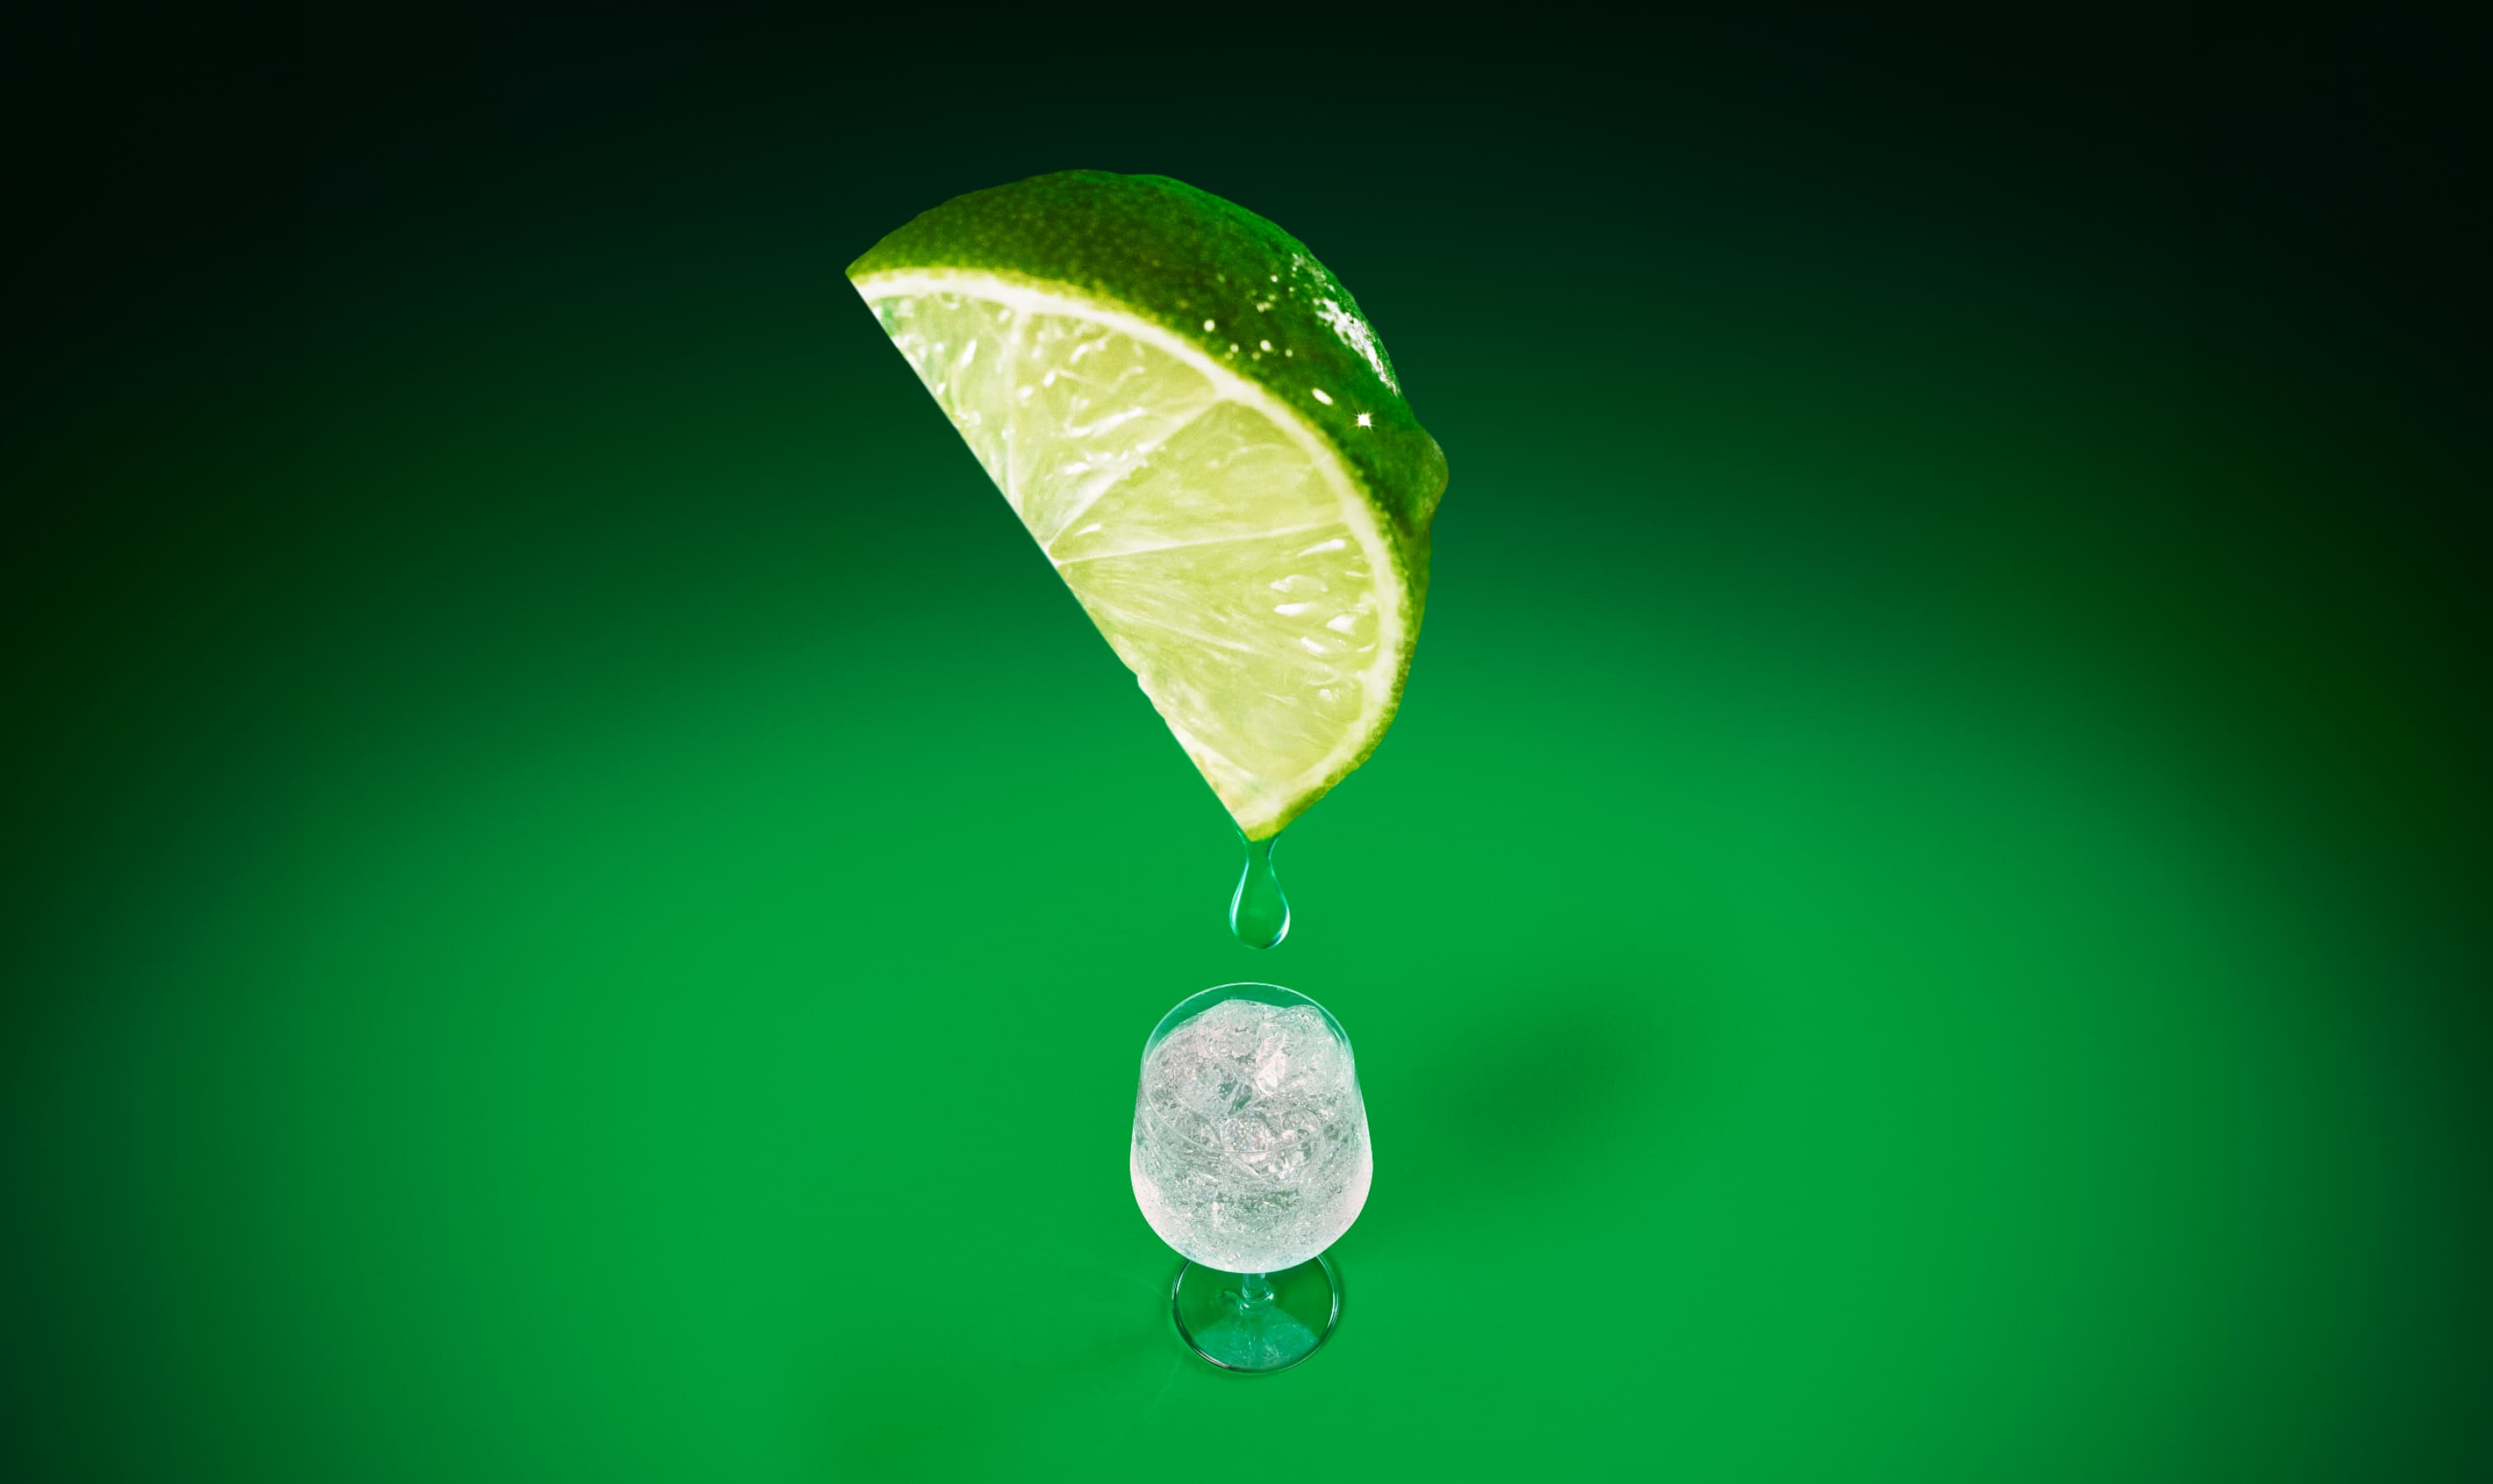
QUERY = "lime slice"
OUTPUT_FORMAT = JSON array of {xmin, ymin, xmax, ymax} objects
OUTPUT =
[{"xmin": 849, "ymin": 171, "xmax": 1446, "ymax": 839}]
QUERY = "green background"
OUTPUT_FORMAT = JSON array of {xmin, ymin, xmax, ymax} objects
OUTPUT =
[{"xmin": 8, "ymin": 12, "xmax": 2484, "ymax": 1481}]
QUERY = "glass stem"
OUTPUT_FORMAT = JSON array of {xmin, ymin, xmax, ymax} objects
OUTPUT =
[{"xmin": 1237, "ymin": 1270, "xmax": 1275, "ymax": 1311}]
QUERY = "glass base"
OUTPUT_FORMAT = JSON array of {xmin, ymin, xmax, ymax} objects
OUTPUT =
[{"xmin": 1171, "ymin": 1255, "xmax": 1340, "ymax": 1373}]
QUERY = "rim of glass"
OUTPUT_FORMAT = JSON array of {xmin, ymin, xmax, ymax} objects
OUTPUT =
[{"xmin": 1139, "ymin": 982, "xmax": 1355, "ymax": 1071}]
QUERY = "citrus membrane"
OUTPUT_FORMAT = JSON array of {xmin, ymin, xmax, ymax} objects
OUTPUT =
[{"xmin": 849, "ymin": 172, "xmax": 1445, "ymax": 838}]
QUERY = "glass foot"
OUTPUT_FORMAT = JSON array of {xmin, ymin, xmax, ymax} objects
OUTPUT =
[{"xmin": 1171, "ymin": 1254, "xmax": 1340, "ymax": 1373}]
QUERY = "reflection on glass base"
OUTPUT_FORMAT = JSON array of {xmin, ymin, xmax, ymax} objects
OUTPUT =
[{"xmin": 1171, "ymin": 1254, "xmax": 1340, "ymax": 1374}]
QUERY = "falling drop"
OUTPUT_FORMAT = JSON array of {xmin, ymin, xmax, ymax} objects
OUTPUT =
[{"xmin": 1230, "ymin": 830, "xmax": 1290, "ymax": 948}]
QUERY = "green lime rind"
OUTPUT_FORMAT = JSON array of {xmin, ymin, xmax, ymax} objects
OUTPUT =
[{"xmin": 847, "ymin": 170, "xmax": 1447, "ymax": 601}]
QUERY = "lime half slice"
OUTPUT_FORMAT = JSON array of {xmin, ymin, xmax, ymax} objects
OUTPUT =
[{"xmin": 850, "ymin": 171, "xmax": 1445, "ymax": 839}]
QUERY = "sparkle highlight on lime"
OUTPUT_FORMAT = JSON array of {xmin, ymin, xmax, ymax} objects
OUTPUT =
[{"xmin": 849, "ymin": 171, "xmax": 1446, "ymax": 840}]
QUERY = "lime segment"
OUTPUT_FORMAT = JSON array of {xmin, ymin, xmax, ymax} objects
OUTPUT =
[
  {"xmin": 848, "ymin": 173, "xmax": 1440, "ymax": 839},
  {"xmin": 857, "ymin": 271, "xmax": 1408, "ymax": 838}
]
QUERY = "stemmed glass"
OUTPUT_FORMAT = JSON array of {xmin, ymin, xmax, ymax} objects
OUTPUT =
[{"xmin": 1129, "ymin": 982, "xmax": 1372, "ymax": 1373}]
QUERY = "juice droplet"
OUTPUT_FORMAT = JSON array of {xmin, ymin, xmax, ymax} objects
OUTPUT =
[{"xmin": 1230, "ymin": 830, "xmax": 1290, "ymax": 948}]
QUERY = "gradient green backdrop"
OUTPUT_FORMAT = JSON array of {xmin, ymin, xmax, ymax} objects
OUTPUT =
[{"xmin": 8, "ymin": 12, "xmax": 2484, "ymax": 1482}]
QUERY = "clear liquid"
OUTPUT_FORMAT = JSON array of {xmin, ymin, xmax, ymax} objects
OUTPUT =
[{"xmin": 1230, "ymin": 830, "xmax": 1290, "ymax": 948}]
